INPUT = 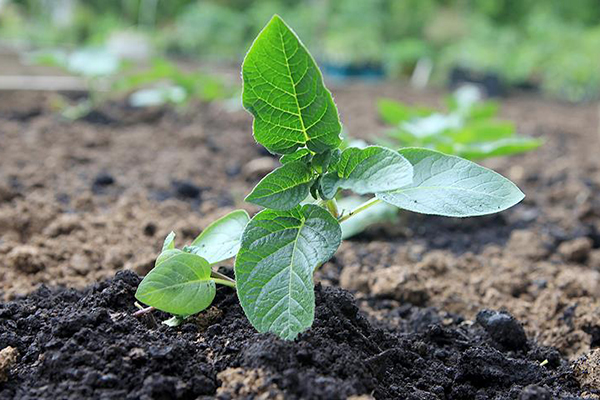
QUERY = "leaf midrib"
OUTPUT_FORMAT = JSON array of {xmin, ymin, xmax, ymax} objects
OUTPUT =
[
  {"xmin": 256, "ymin": 214, "xmax": 308, "ymax": 333},
  {"xmin": 286, "ymin": 214, "xmax": 306, "ymax": 330},
  {"xmin": 278, "ymin": 28, "xmax": 309, "ymax": 143},
  {"xmin": 387, "ymin": 185, "xmax": 507, "ymax": 199},
  {"xmin": 140, "ymin": 278, "xmax": 212, "ymax": 297}
]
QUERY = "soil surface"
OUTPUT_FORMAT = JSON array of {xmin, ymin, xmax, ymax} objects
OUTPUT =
[
  {"xmin": 1, "ymin": 80, "xmax": 600, "ymax": 398},
  {"xmin": 0, "ymin": 271, "xmax": 586, "ymax": 399}
]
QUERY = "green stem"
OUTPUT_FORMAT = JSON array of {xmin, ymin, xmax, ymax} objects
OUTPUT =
[
  {"xmin": 319, "ymin": 198, "xmax": 339, "ymax": 218},
  {"xmin": 133, "ymin": 305, "xmax": 155, "ymax": 317},
  {"xmin": 211, "ymin": 270, "xmax": 235, "ymax": 283},
  {"xmin": 212, "ymin": 278, "xmax": 236, "ymax": 288},
  {"xmin": 338, "ymin": 198, "xmax": 382, "ymax": 223}
]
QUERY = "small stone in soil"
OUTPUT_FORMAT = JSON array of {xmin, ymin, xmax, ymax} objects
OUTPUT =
[
  {"xmin": 172, "ymin": 181, "xmax": 202, "ymax": 199},
  {"xmin": 0, "ymin": 346, "xmax": 19, "ymax": 382},
  {"xmin": 93, "ymin": 173, "xmax": 115, "ymax": 187},
  {"xmin": 225, "ymin": 163, "xmax": 241, "ymax": 177},
  {"xmin": 476, "ymin": 309, "xmax": 528, "ymax": 350}
]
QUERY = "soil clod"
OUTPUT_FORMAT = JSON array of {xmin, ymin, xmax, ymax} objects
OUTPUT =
[
  {"xmin": 0, "ymin": 346, "xmax": 18, "ymax": 383},
  {"xmin": 476, "ymin": 309, "xmax": 528, "ymax": 351}
]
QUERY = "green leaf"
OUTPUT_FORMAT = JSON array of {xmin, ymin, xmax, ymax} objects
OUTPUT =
[
  {"xmin": 156, "ymin": 248, "xmax": 183, "ymax": 267},
  {"xmin": 320, "ymin": 146, "xmax": 413, "ymax": 199},
  {"xmin": 378, "ymin": 98, "xmax": 434, "ymax": 125},
  {"xmin": 242, "ymin": 15, "xmax": 342, "ymax": 155},
  {"xmin": 311, "ymin": 150, "xmax": 333, "ymax": 174},
  {"xmin": 235, "ymin": 204, "xmax": 342, "ymax": 340},
  {"xmin": 162, "ymin": 315, "xmax": 188, "ymax": 327},
  {"xmin": 377, "ymin": 148, "xmax": 524, "ymax": 217},
  {"xmin": 135, "ymin": 253, "xmax": 216, "ymax": 316},
  {"xmin": 162, "ymin": 231, "xmax": 176, "ymax": 251},
  {"xmin": 449, "ymin": 121, "xmax": 516, "ymax": 144},
  {"xmin": 280, "ymin": 148, "xmax": 312, "ymax": 164},
  {"xmin": 190, "ymin": 210, "xmax": 250, "ymax": 263},
  {"xmin": 469, "ymin": 101, "xmax": 500, "ymax": 120},
  {"xmin": 454, "ymin": 137, "xmax": 543, "ymax": 160},
  {"xmin": 246, "ymin": 161, "xmax": 314, "ymax": 210}
]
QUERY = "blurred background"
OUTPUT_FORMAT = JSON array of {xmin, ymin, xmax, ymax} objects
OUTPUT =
[{"xmin": 1, "ymin": 0, "xmax": 600, "ymax": 103}]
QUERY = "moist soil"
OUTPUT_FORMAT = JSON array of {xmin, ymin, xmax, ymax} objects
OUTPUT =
[
  {"xmin": 0, "ymin": 271, "xmax": 585, "ymax": 399},
  {"xmin": 0, "ymin": 82, "xmax": 599, "ymax": 398}
]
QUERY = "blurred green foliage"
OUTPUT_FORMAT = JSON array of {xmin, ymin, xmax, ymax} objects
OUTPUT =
[
  {"xmin": 378, "ymin": 85, "xmax": 543, "ymax": 160},
  {"xmin": 1, "ymin": 0, "xmax": 599, "ymax": 101}
]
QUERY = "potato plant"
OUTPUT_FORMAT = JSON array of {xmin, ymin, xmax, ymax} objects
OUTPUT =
[
  {"xmin": 378, "ymin": 85, "xmax": 543, "ymax": 160},
  {"xmin": 135, "ymin": 15, "xmax": 525, "ymax": 340}
]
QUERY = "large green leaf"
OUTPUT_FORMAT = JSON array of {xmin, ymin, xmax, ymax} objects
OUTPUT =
[
  {"xmin": 246, "ymin": 161, "xmax": 314, "ymax": 210},
  {"xmin": 189, "ymin": 210, "xmax": 250, "ymax": 263},
  {"xmin": 235, "ymin": 204, "xmax": 342, "ymax": 340},
  {"xmin": 377, "ymin": 148, "xmax": 524, "ymax": 217},
  {"xmin": 320, "ymin": 146, "xmax": 413, "ymax": 199},
  {"xmin": 242, "ymin": 15, "xmax": 342, "ymax": 155},
  {"xmin": 135, "ymin": 252, "xmax": 216, "ymax": 316}
]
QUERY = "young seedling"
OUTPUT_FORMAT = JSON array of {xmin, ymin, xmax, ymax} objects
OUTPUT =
[
  {"xmin": 136, "ymin": 15, "xmax": 526, "ymax": 341},
  {"xmin": 378, "ymin": 85, "xmax": 543, "ymax": 160},
  {"xmin": 114, "ymin": 58, "xmax": 233, "ymax": 108}
]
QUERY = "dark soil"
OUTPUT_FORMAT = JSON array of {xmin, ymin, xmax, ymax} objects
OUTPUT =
[{"xmin": 0, "ymin": 271, "xmax": 584, "ymax": 399}]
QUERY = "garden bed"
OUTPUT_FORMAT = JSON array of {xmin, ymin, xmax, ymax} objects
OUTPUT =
[{"xmin": 1, "ymin": 84, "xmax": 600, "ymax": 398}]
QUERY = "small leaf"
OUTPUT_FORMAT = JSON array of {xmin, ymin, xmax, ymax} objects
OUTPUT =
[
  {"xmin": 162, "ymin": 231, "xmax": 176, "ymax": 252},
  {"xmin": 376, "ymin": 148, "xmax": 524, "ymax": 217},
  {"xmin": 242, "ymin": 15, "xmax": 342, "ymax": 154},
  {"xmin": 449, "ymin": 121, "xmax": 515, "ymax": 144},
  {"xmin": 402, "ymin": 113, "xmax": 461, "ymax": 139},
  {"xmin": 235, "ymin": 204, "xmax": 342, "ymax": 340},
  {"xmin": 246, "ymin": 161, "xmax": 314, "ymax": 210},
  {"xmin": 280, "ymin": 149, "xmax": 312, "ymax": 164},
  {"xmin": 156, "ymin": 248, "xmax": 183, "ymax": 267},
  {"xmin": 190, "ymin": 210, "xmax": 250, "ymax": 264},
  {"xmin": 378, "ymin": 98, "xmax": 435, "ymax": 125},
  {"xmin": 320, "ymin": 146, "xmax": 413, "ymax": 199},
  {"xmin": 136, "ymin": 253, "xmax": 216, "ymax": 316},
  {"xmin": 469, "ymin": 101, "xmax": 500, "ymax": 120},
  {"xmin": 454, "ymin": 137, "xmax": 543, "ymax": 160},
  {"xmin": 311, "ymin": 150, "xmax": 333, "ymax": 174},
  {"xmin": 162, "ymin": 315, "xmax": 187, "ymax": 327}
]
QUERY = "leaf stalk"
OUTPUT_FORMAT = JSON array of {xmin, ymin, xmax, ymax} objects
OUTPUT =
[{"xmin": 338, "ymin": 198, "xmax": 382, "ymax": 223}]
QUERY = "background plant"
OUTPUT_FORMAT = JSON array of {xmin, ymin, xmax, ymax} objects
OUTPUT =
[
  {"xmin": 378, "ymin": 84, "xmax": 543, "ymax": 160},
  {"xmin": 135, "ymin": 15, "xmax": 525, "ymax": 341},
  {"xmin": 3, "ymin": 0, "xmax": 599, "ymax": 101}
]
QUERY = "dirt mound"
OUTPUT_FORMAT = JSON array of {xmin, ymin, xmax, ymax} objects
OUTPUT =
[{"xmin": 0, "ymin": 271, "xmax": 583, "ymax": 399}]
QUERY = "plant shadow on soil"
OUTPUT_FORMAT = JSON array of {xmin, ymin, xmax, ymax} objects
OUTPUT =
[{"xmin": 0, "ymin": 271, "xmax": 584, "ymax": 399}]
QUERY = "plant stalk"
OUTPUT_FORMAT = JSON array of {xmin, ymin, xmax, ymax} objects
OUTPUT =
[
  {"xmin": 338, "ymin": 198, "xmax": 382, "ymax": 223},
  {"xmin": 211, "ymin": 270, "xmax": 235, "ymax": 283},
  {"xmin": 318, "ymin": 198, "xmax": 340, "ymax": 218},
  {"xmin": 212, "ymin": 278, "xmax": 236, "ymax": 288},
  {"xmin": 133, "ymin": 306, "xmax": 155, "ymax": 317}
]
